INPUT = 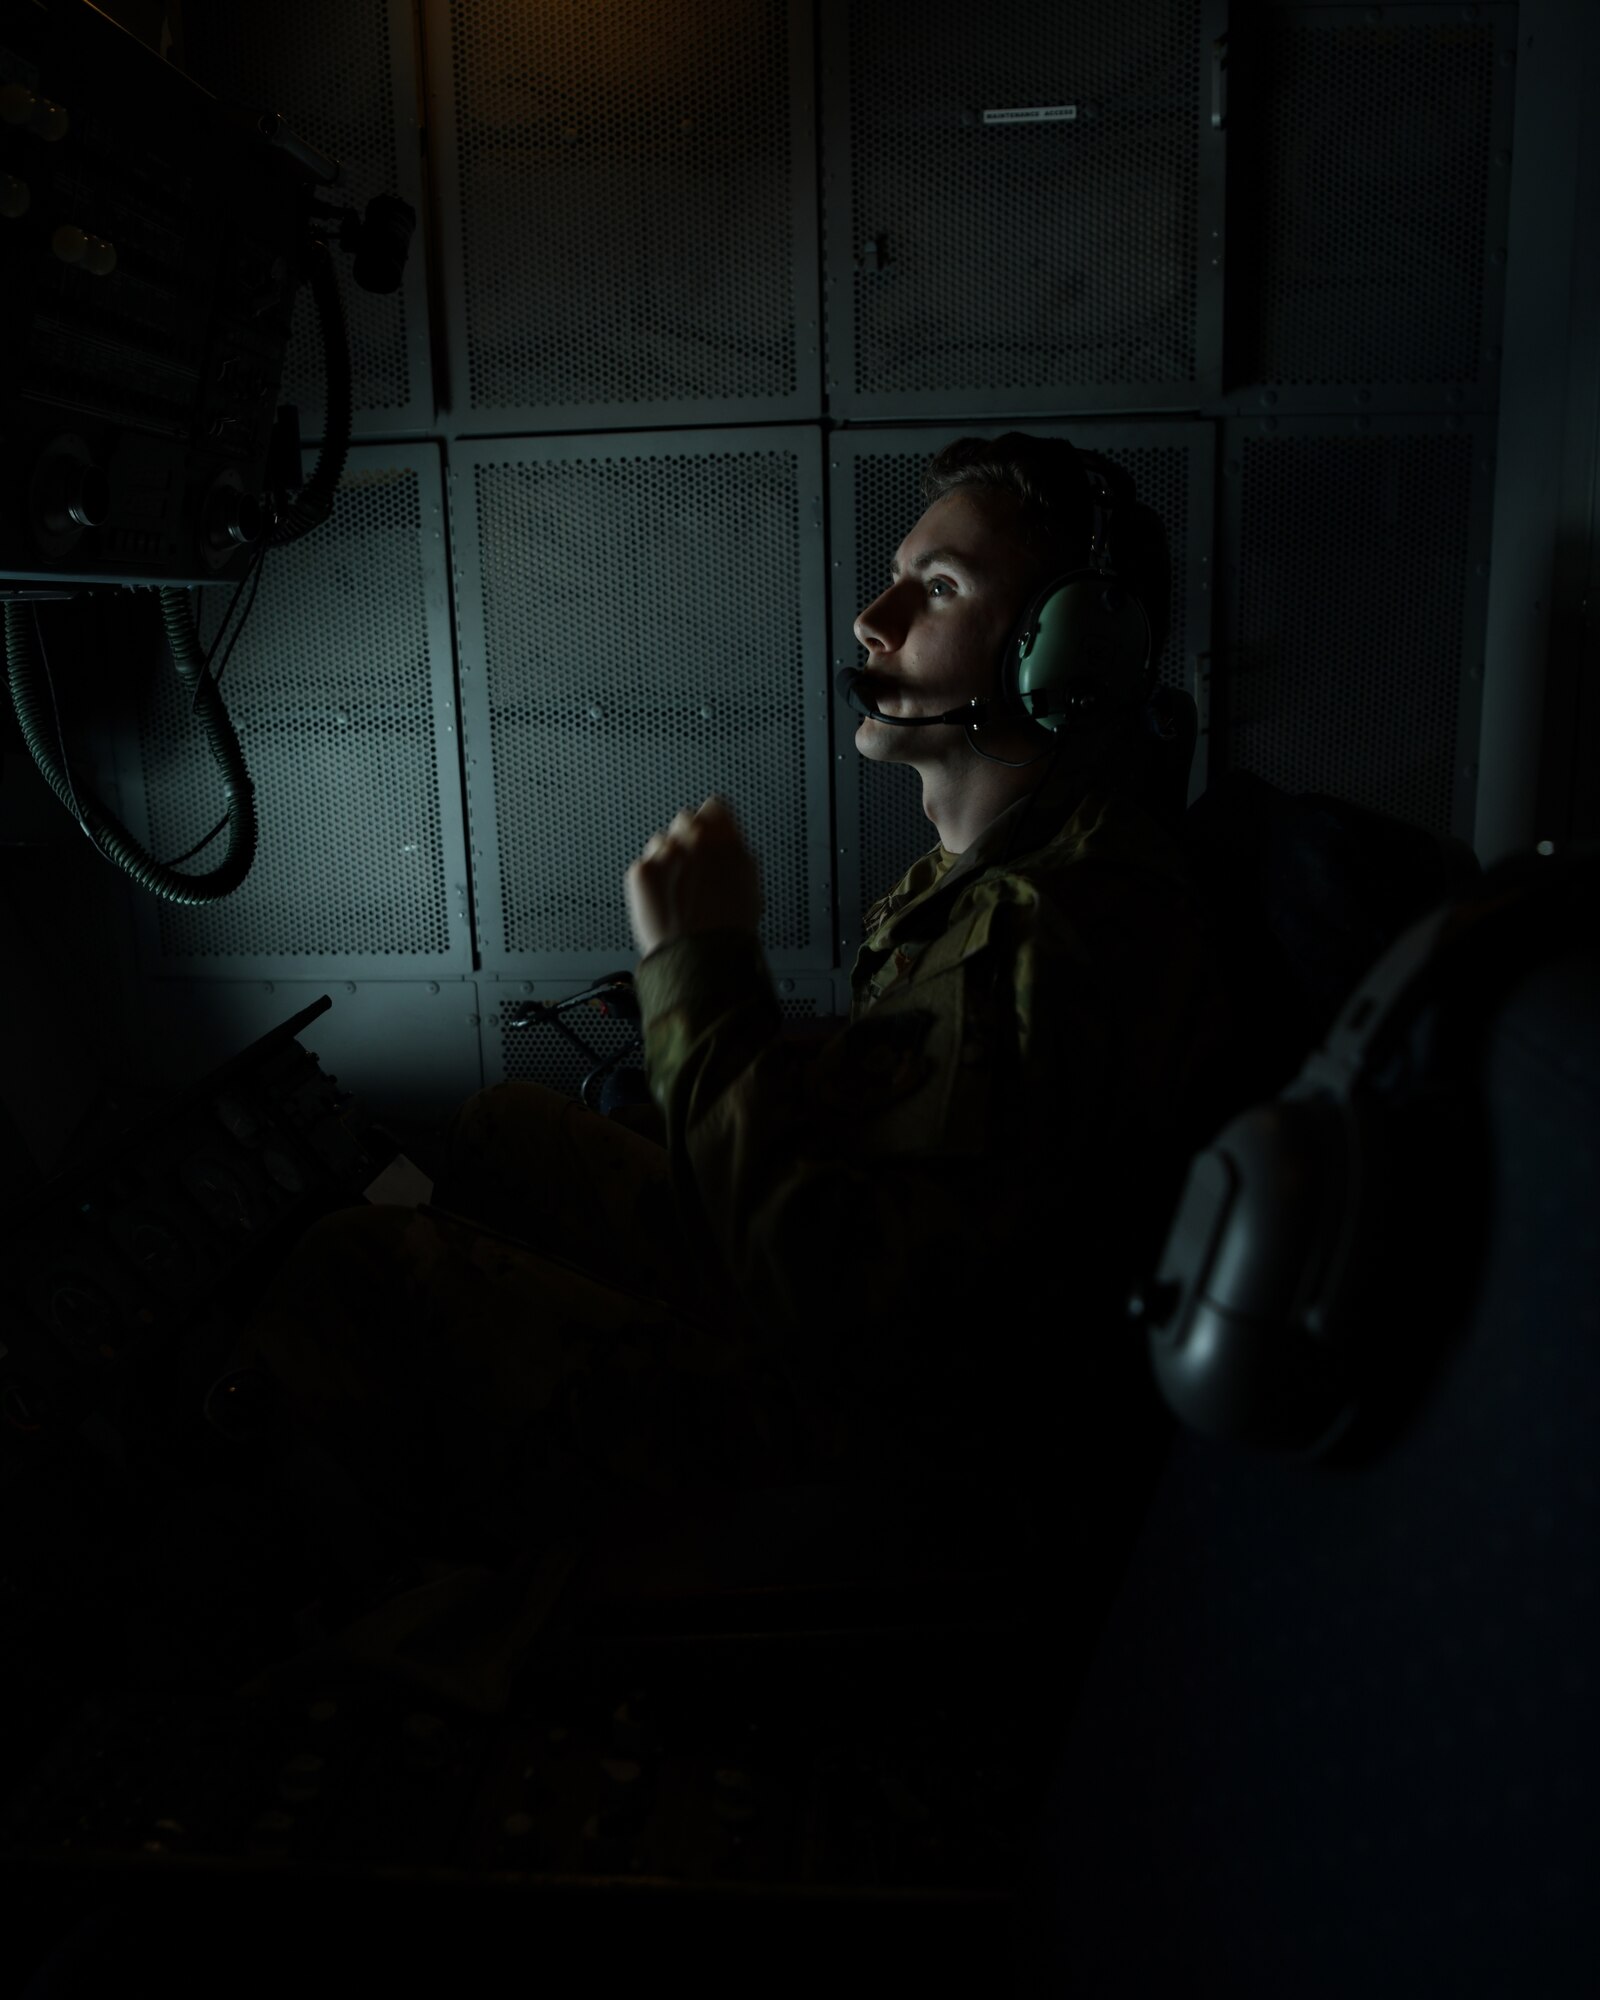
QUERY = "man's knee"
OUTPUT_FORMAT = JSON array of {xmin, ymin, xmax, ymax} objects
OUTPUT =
[
  {"xmin": 441, "ymin": 1080, "xmax": 572, "ymax": 1170},
  {"xmin": 292, "ymin": 1197, "xmax": 415, "ymax": 1268},
  {"xmin": 233, "ymin": 1201, "xmax": 414, "ymax": 1362}
]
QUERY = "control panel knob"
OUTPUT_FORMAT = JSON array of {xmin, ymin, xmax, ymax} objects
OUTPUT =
[
  {"xmin": 50, "ymin": 225, "xmax": 116, "ymax": 275},
  {"xmin": 207, "ymin": 485, "xmax": 263, "ymax": 549},
  {"xmin": 42, "ymin": 457, "xmax": 110, "ymax": 531},
  {"xmin": 30, "ymin": 433, "xmax": 105, "ymax": 554},
  {"xmin": 0, "ymin": 87, "xmax": 69, "ymax": 141}
]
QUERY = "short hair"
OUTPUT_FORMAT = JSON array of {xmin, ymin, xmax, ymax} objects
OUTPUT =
[{"xmin": 920, "ymin": 431, "xmax": 1172, "ymax": 680}]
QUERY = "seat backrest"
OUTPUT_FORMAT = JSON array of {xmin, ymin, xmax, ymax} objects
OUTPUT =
[
  {"xmin": 1181, "ymin": 770, "xmax": 1483, "ymax": 1101},
  {"xmin": 1130, "ymin": 684, "xmax": 1200, "ymax": 837},
  {"xmin": 1012, "ymin": 854, "xmax": 1600, "ymax": 1998}
]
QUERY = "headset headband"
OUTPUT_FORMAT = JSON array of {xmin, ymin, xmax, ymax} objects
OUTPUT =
[{"xmin": 1292, "ymin": 865, "xmax": 1595, "ymax": 1108}]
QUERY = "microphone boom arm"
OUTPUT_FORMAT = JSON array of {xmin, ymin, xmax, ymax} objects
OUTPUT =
[{"xmin": 833, "ymin": 666, "xmax": 991, "ymax": 729}]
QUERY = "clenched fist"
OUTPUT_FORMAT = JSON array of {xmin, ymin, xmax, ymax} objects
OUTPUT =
[{"xmin": 626, "ymin": 794, "xmax": 763, "ymax": 958}]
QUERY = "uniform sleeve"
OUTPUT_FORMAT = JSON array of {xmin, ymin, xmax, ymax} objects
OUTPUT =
[
  {"xmin": 630, "ymin": 908, "xmax": 1114, "ymax": 1471},
  {"xmin": 631, "ymin": 843, "xmax": 1243, "ymax": 1514}
]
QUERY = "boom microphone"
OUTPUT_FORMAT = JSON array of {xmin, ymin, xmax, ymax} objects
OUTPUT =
[{"xmin": 834, "ymin": 666, "xmax": 992, "ymax": 729}]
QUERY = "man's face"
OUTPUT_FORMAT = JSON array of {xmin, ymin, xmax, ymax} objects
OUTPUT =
[{"xmin": 850, "ymin": 488, "xmax": 1042, "ymax": 760}]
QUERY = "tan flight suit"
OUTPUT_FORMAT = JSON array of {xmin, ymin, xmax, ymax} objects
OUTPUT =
[{"xmin": 231, "ymin": 743, "xmax": 1243, "ymax": 1712}]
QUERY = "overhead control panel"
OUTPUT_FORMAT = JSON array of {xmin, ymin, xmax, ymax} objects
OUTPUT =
[{"xmin": 0, "ymin": 0, "xmax": 322, "ymax": 587}]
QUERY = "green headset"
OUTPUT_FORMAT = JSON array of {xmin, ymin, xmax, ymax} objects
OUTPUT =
[
  {"xmin": 1130, "ymin": 848, "xmax": 1600, "ymax": 1458},
  {"xmin": 995, "ymin": 448, "xmax": 1158, "ymax": 745}
]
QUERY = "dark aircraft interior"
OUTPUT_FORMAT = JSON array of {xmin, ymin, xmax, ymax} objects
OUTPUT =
[{"xmin": 1, "ymin": 1, "xmax": 1595, "ymax": 1993}]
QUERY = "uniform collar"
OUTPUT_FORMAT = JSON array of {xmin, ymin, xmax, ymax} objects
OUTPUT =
[{"xmin": 935, "ymin": 724, "xmax": 1145, "ymax": 890}]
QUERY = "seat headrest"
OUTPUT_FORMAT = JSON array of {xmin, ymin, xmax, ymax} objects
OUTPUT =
[{"xmin": 1183, "ymin": 772, "xmax": 1483, "ymax": 1040}]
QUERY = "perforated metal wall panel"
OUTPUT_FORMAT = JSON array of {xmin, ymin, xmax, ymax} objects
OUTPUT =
[
  {"xmin": 821, "ymin": 0, "xmax": 1227, "ymax": 420},
  {"xmin": 449, "ymin": 430, "xmax": 832, "ymax": 977},
  {"xmin": 827, "ymin": 423, "xmax": 1215, "ymax": 955},
  {"xmin": 1228, "ymin": 2, "xmax": 1515, "ymax": 410},
  {"xmin": 116, "ymin": 442, "xmax": 471, "ymax": 977},
  {"xmin": 1218, "ymin": 417, "xmax": 1492, "ymax": 842},
  {"xmin": 423, "ymin": 0, "xmax": 820, "ymax": 431},
  {"xmin": 177, "ymin": 0, "xmax": 432, "ymax": 441},
  {"xmin": 489, "ymin": 977, "xmax": 836, "ymax": 1097}
]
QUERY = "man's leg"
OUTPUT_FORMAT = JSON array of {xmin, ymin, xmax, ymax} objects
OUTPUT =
[
  {"xmin": 231, "ymin": 1082, "xmax": 807, "ymax": 1583},
  {"xmin": 427, "ymin": 1080, "xmax": 708, "ymax": 1316}
]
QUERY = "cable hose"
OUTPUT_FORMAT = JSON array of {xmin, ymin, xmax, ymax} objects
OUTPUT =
[
  {"xmin": 1, "ymin": 232, "xmax": 353, "ymax": 904},
  {"xmin": 3, "ymin": 591, "xmax": 258, "ymax": 904},
  {"xmin": 266, "ymin": 234, "xmax": 351, "ymax": 546}
]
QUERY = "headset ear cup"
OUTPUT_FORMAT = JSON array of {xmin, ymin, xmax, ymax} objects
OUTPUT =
[
  {"xmin": 1143, "ymin": 1094, "xmax": 1359, "ymax": 1452},
  {"xmin": 1011, "ymin": 575, "xmax": 1153, "ymax": 732}
]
